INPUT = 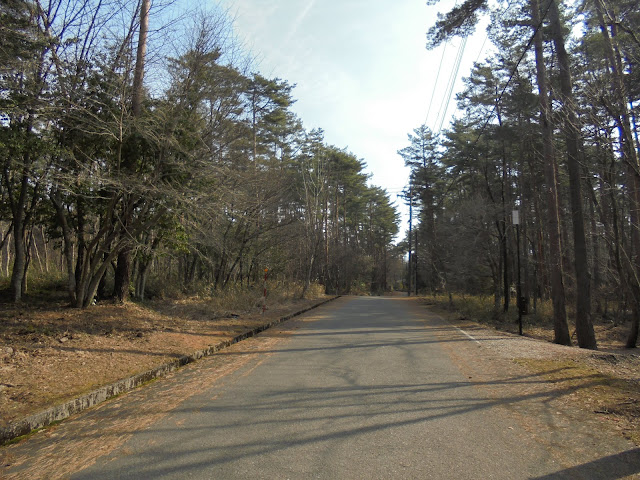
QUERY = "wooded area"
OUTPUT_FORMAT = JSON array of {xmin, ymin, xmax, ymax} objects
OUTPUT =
[
  {"xmin": 402, "ymin": 0, "xmax": 639, "ymax": 348},
  {"xmin": 0, "ymin": 1, "xmax": 399, "ymax": 307},
  {"xmin": 2, "ymin": 0, "xmax": 639, "ymax": 352}
]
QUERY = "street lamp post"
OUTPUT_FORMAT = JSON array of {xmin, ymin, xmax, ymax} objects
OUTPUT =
[{"xmin": 513, "ymin": 210, "xmax": 523, "ymax": 335}]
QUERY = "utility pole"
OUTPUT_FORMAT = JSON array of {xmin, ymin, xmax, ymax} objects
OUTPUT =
[
  {"xmin": 408, "ymin": 183, "xmax": 413, "ymax": 297},
  {"xmin": 414, "ymin": 222, "xmax": 418, "ymax": 296}
]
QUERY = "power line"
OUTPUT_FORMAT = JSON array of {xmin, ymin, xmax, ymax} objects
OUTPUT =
[
  {"xmin": 436, "ymin": 36, "xmax": 468, "ymax": 134},
  {"xmin": 402, "ymin": 3, "xmax": 554, "ymax": 229},
  {"xmin": 469, "ymin": 0, "xmax": 555, "ymax": 149},
  {"xmin": 474, "ymin": 34, "xmax": 488, "ymax": 64},
  {"xmin": 424, "ymin": 39, "xmax": 449, "ymax": 128},
  {"xmin": 421, "ymin": 0, "xmax": 520, "ymax": 136}
]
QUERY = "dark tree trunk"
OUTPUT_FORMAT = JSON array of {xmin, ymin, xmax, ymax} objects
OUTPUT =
[
  {"xmin": 501, "ymin": 222, "xmax": 509, "ymax": 312},
  {"xmin": 628, "ymin": 287, "xmax": 640, "ymax": 348},
  {"xmin": 530, "ymin": 0, "xmax": 571, "ymax": 345},
  {"xmin": 625, "ymin": 171, "xmax": 640, "ymax": 348},
  {"xmin": 21, "ymin": 228, "xmax": 33, "ymax": 295},
  {"xmin": 111, "ymin": 0, "xmax": 149, "ymax": 303},
  {"xmin": 593, "ymin": 0, "xmax": 640, "ymax": 347},
  {"xmin": 548, "ymin": 0, "xmax": 597, "ymax": 349},
  {"xmin": 10, "ymin": 216, "xmax": 25, "ymax": 302},
  {"xmin": 131, "ymin": 0, "xmax": 149, "ymax": 117},
  {"xmin": 114, "ymin": 248, "xmax": 132, "ymax": 302},
  {"xmin": 74, "ymin": 198, "xmax": 87, "ymax": 302},
  {"xmin": 136, "ymin": 263, "xmax": 150, "ymax": 300},
  {"xmin": 7, "ymin": 164, "xmax": 31, "ymax": 302},
  {"xmin": 51, "ymin": 192, "xmax": 77, "ymax": 304},
  {"xmin": 97, "ymin": 263, "xmax": 109, "ymax": 300}
]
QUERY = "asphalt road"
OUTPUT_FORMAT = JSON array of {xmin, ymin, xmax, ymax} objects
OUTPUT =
[
  {"xmin": 69, "ymin": 296, "xmax": 574, "ymax": 479},
  {"xmin": 3, "ymin": 296, "xmax": 640, "ymax": 479}
]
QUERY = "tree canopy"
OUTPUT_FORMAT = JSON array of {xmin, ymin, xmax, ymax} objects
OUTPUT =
[
  {"xmin": 406, "ymin": 0, "xmax": 640, "ymax": 348},
  {"xmin": 0, "ymin": 1, "xmax": 399, "ymax": 307}
]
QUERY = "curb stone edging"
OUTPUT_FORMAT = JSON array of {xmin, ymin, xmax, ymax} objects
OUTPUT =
[{"xmin": 0, "ymin": 296, "xmax": 339, "ymax": 446}]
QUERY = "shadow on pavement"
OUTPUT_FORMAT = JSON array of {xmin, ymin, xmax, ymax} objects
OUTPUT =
[{"xmin": 530, "ymin": 448, "xmax": 640, "ymax": 479}]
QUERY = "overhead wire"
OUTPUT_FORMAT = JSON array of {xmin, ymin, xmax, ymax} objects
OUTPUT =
[
  {"xmin": 474, "ymin": 34, "xmax": 488, "ymax": 64},
  {"xmin": 406, "ymin": 0, "xmax": 556, "ymax": 211},
  {"xmin": 405, "ymin": 0, "xmax": 529, "ymax": 215},
  {"xmin": 436, "ymin": 35, "xmax": 468, "ymax": 134},
  {"xmin": 469, "ymin": 0, "xmax": 556, "ymax": 149},
  {"xmin": 422, "ymin": 0, "xmax": 521, "ymax": 137},
  {"xmin": 424, "ymin": 39, "xmax": 450, "ymax": 128}
]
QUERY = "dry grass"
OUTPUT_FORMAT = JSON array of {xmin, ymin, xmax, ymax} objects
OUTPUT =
[
  {"xmin": 420, "ymin": 293, "xmax": 640, "ymax": 446},
  {"xmin": 0, "ymin": 282, "xmax": 329, "ymax": 429},
  {"xmin": 515, "ymin": 358, "xmax": 640, "ymax": 444},
  {"xmin": 423, "ymin": 293, "xmax": 634, "ymax": 349}
]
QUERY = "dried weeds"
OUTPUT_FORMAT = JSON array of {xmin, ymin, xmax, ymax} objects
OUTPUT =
[{"xmin": 0, "ymin": 295, "xmax": 326, "ymax": 429}]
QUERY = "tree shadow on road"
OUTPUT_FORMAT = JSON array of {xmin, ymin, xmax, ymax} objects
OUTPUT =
[
  {"xmin": 530, "ymin": 448, "xmax": 640, "ymax": 479},
  {"xmin": 64, "ymin": 366, "xmax": 639, "ymax": 480}
]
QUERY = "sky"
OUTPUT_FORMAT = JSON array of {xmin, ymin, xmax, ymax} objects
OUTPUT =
[{"xmin": 216, "ymin": 0, "xmax": 489, "ymax": 238}]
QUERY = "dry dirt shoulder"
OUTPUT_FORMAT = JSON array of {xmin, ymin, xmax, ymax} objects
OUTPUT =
[
  {"xmin": 0, "ymin": 296, "xmax": 331, "ymax": 432},
  {"xmin": 418, "ymin": 298, "xmax": 640, "ymax": 446},
  {"xmin": 0, "ymin": 312, "xmax": 325, "ymax": 480}
]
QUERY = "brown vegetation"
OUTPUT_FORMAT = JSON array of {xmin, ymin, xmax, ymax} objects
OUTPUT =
[
  {"xmin": 0, "ymin": 286, "xmax": 327, "ymax": 430},
  {"xmin": 424, "ymin": 294, "xmax": 640, "ymax": 445}
]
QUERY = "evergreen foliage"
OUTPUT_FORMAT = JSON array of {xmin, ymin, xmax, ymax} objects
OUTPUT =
[
  {"xmin": 0, "ymin": 1, "xmax": 399, "ymax": 305},
  {"xmin": 410, "ymin": 0, "xmax": 640, "ymax": 348}
]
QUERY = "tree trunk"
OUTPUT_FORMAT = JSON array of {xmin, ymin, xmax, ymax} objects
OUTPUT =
[
  {"xmin": 137, "ymin": 264, "xmax": 150, "ymax": 300},
  {"xmin": 51, "ymin": 192, "xmax": 77, "ymax": 304},
  {"xmin": 31, "ymin": 228, "xmax": 43, "ymax": 273},
  {"xmin": 97, "ymin": 261, "xmax": 109, "ymax": 300},
  {"xmin": 41, "ymin": 226, "xmax": 49, "ymax": 273},
  {"xmin": 7, "ymin": 164, "xmax": 31, "ymax": 303},
  {"xmin": 74, "ymin": 198, "xmax": 87, "ymax": 303},
  {"xmin": 548, "ymin": 0, "xmax": 597, "ymax": 349},
  {"xmin": 4, "ymin": 232, "xmax": 11, "ymax": 277},
  {"xmin": 0, "ymin": 222, "xmax": 13, "ymax": 277},
  {"xmin": 114, "ymin": 247, "xmax": 133, "ymax": 302},
  {"xmin": 530, "ymin": 0, "xmax": 571, "ymax": 345},
  {"xmin": 112, "ymin": 0, "xmax": 149, "ymax": 302},
  {"xmin": 501, "ymin": 222, "xmax": 509, "ymax": 312},
  {"xmin": 21, "ymin": 228, "xmax": 33, "ymax": 295},
  {"xmin": 593, "ymin": 0, "xmax": 640, "ymax": 347},
  {"xmin": 625, "ymin": 169, "xmax": 640, "ymax": 348},
  {"xmin": 10, "ymin": 213, "xmax": 26, "ymax": 302},
  {"xmin": 131, "ymin": 0, "xmax": 149, "ymax": 117},
  {"xmin": 301, "ymin": 252, "xmax": 315, "ymax": 299}
]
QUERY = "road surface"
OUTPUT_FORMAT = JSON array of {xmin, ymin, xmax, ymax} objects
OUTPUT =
[{"xmin": 2, "ymin": 296, "xmax": 639, "ymax": 479}]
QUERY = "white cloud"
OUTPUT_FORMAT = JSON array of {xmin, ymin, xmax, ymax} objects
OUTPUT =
[{"xmin": 218, "ymin": 0, "xmax": 488, "ymax": 236}]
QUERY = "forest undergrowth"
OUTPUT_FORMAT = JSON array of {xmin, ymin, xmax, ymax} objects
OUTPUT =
[
  {"xmin": 422, "ymin": 293, "xmax": 640, "ymax": 445},
  {"xmin": 424, "ymin": 293, "xmax": 635, "ymax": 350},
  {"xmin": 0, "ymin": 276, "xmax": 328, "ymax": 433}
]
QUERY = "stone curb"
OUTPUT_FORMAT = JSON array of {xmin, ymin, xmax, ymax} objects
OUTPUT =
[{"xmin": 0, "ymin": 296, "xmax": 339, "ymax": 446}]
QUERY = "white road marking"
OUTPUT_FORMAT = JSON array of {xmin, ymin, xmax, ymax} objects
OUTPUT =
[{"xmin": 455, "ymin": 327, "xmax": 481, "ymax": 345}]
